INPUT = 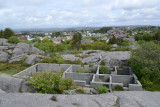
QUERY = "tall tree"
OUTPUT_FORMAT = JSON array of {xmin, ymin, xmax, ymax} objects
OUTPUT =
[
  {"xmin": 72, "ymin": 32, "xmax": 82, "ymax": 50},
  {"xmin": 154, "ymin": 32, "xmax": 160, "ymax": 41},
  {"xmin": 0, "ymin": 30, "xmax": 4, "ymax": 38},
  {"xmin": 3, "ymin": 28, "xmax": 15, "ymax": 39}
]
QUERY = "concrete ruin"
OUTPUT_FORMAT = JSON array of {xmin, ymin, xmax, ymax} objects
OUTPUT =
[{"xmin": 13, "ymin": 63, "xmax": 142, "ymax": 91}]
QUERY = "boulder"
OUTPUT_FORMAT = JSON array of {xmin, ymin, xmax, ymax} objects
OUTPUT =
[
  {"xmin": 0, "ymin": 51, "xmax": 8, "ymax": 62},
  {"xmin": 102, "ymin": 51, "xmax": 130, "ymax": 66},
  {"xmin": 21, "ymin": 81, "xmax": 36, "ymax": 93},
  {"xmin": 82, "ymin": 53, "xmax": 101, "ymax": 65},
  {"xmin": 9, "ymin": 54, "xmax": 27, "ymax": 63},
  {"xmin": 0, "ymin": 75, "xmax": 24, "ymax": 93},
  {"xmin": 12, "ymin": 43, "xmax": 44, "ymax": 56},
  {"xmin": 24, "ymin": 54, "xmax": 48, "ymax": 65},
  {"xmin": 29, "ymin": 47, "xmax": 44, "ymax": 54},
  {"xmin": 0, "ymin": 46, "xmax": 8, "ymax": 50},
  {"xmin": 62, "ymin": 54, "xmax": 79, "ymax": 61},
  {"xmin": 0, "ymin": 38, "xmax": 7, "ymax": 45},
  {"xmin": 12, "ymin": 43, "xmax": 31, "ymax": 56},
  {"xmin": 0, "ymin": 88, "xmax": 6, "ymax": 93}
]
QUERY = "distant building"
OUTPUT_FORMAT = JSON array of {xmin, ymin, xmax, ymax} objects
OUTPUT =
[
  {"xmin": 81, "ymin": 39, "xmax": 94, "ymax": 44},
  {"xmin": 20, "ymin": 36, "xmax": 27, "ymax": 40}
]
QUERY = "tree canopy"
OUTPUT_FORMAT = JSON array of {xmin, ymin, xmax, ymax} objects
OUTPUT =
[{"xmin": 72, "ymin": 32, "xmax": 82, "ymax": 50}]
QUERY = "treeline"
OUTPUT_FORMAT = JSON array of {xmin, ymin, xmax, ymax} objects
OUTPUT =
[
  {"xmin": 93, "ymin": 27, "xmax": 112, "ymax": 33},
  {"xmin": 135, "ymin": 32, "xmax": 160, "ymax": 41},
  {"xmin": 0, "ymin": 28, "xmax": 19, "ymax": 44},
  {"xmin": 130, "ymin": 42, "xmax": 160, "ymax": 91}
]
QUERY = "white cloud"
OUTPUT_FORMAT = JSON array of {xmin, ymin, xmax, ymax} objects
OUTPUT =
[{"xmin": 0, "ymin": 0, "xmax": 160, "ymax": 29}]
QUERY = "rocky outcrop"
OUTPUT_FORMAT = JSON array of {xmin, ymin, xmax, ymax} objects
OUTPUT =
[
  {"xmin": 0, "ymin": 75, "xmax": 34, "ymax": 93},
  {"xmin": 9, "ymin": 54, "xmax": 27, "ymax": 63},
  {"xmin": 0, "ymin": 75, "xmax": 24, "ymax": 93},
  {"xmin": 0, "ymin": 91, "xmax": 160, "ymax": 107},
  {"xmin": 102, "ymin": 51, "xmax": 130, "ymax": 66},
  {"xmin": 62, "ymin": 54, "xmax": 79, "ymax": 61},
  {"xmin": 12, "ymin": 43, "xmax": 44, "ymax": 56},
  {"xmin": 0, "ymin": 38, "xmax": 7, "ymax": 45},
  {"xmin": 25, "ymin": 54, "xmax": 48, "ymax": 65},
  {"xmin": 0, "ymin": 51, "xmax": 8, "ymax": 62}
]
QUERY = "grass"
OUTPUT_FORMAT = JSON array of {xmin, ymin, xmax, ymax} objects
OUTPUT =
[{"xmin": 0, "ymin": 62, "xmax": 30, "ymax": 75}]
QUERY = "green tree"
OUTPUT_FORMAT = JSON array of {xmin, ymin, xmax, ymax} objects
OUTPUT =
[
  {"xmin": 97, "ymin": 86, "xmax": 108, "ymax": 94},
  {"xmin": 109, "ymin": 36, "xmax": 117, "ymax": 44},
  {"xmin": 130, "ymin": 42, "xmax": 160, "ymax": 90},
  {"xmin": 0, "ymin": 30, "xmax": 4, "ymax": 38},
  {"xmin": 3, "ymin": 28, "xmax": 15, "ymax": 39},
  {"xmin": 72, "ymin": 32, "xmax": 82, "ymax": 50},
  {"xmin": 154, "ymin": 32, "xmax": 160, "ymax": 41},
  {"xmin": 8, "ymin": 36, "xmax": 20, "ymax": 44}
]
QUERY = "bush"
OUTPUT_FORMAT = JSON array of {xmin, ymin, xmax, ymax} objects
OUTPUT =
[
  {"xmin": 41, "ymin": 55, "xmax": 65, "ymax": 64},
  {"xmin": 97, "ymin": 86, "xmax": 108, "ymax": 94},
  {"xmin": 60, "ymin": 78, "xmax": 74, "ymax": 90},
  {"xmin": 28, "ymin": 72, "xmax": 63, "ymax": 94},
  {"xmin": 99, "ymin": 66, "xmax": 109, "ymax": 74},
  {"xmin": 75, "ymin": 89, "xmax": 85, "ymax": 94},
  {"xmin": 8, "ymin": 36, "xmax": 20, "ymax": 44},
  {"xmin": 114, "ymin": 86, "xmax": 124, "ymax": 91},
  {"xmin": 100, "ymin": 60, "xmax": 105, "ymax": 65},
  {"xmin": 130, "ymin": 42, "xmax": 160, "ymax": 91},
  {"xmin": 28, "ymin": 71, "xmax": 75, "ymax": 94}
]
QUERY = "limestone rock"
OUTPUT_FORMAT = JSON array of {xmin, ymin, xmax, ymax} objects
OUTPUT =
[
  {"xmin": 0, "ymin": 38, "xmax": 7, "ymax": 45},
  {"xmin": 0, "ymin": 93, "xmax": 117, "ymax": 107},
  {"xmin": 12, "ymin": 43, "xmax": 31, "ymax": 56},
  {"xmin": 9, "ymin": 54, "xmax": 27, "ymax": 63},
  {"xmin": 21, "ymin": 81, "xmax": 36, "ymax": 93},
  {"xmin": 29, "ymin": 47, "xmax": 44, "ymax": 54},
  {"xmin": 0, "ymin": 89, "xmax": 6, "ymax": 93},
  {"xmin": 0, "ymin": 51, "xmax": 8, "ymax": 62},
  {"xmin": 102, "ymin": 51, "xmax": 130, "ymax": 66},
  {"xmin": 24, "ymin": 54, "xmax": 48, "ymax": 65},
  {"xmin": 62, "ymin": 54, "xmax": 79, "ymax": 61},
  {"xmin": 82, "ymin": 53, "xmax": 101, "ymax": 65},
  {"xmin": 0, "ymin": 75, "xmax": 24, "ymax": 93}
]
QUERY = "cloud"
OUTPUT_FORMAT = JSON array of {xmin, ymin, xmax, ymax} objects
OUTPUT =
[{"xmin": 0, "ymin": 0, "xmax": 160, "ymax": 29}]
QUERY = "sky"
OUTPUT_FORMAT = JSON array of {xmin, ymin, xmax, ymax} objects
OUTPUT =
[{"xmin": 0, "ymin": 0, "xmax": 160, "ymax": 29}]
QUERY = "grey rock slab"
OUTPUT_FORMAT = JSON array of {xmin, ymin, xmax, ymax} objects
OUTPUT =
[
  {"xmin": 0, "ymin": 93, "xmax": 117, "ymax": 107},
  {"xmin": 0, "ymin": 38, "xmax": 7, "ymax": 45},
  {"xmin": 9, "ymin": 54, "xmax": 27, "ymax": 63},
  {"xmin": 0, "ymin": 89, "xmax": 6, "ymax": 93},
  {"xmin": 113, "ymin": 91, "xmax": 160, "ymax": 107},
  {"xmin": 62, "ymin": 54, "xmax": 79, "ymax": 61},
  {"xmin": 0, "ymin": 75, "xmax": 24, "ymax": 93},
  {"xmin": 24, "ymin": 54, "xmax": 47, "ymax": 65},
  {"xmin": 0, "ymin": 51, "xmax": 8, "ymax": 62},
  {"xmin": 29, "ymin": 47, "xmax": 44, "ymax": 54}
]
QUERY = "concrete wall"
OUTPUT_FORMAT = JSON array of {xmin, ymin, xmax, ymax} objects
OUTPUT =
[
  {"xmin": 91, "ymin": 82, "xmax": 110, "ymax": 88},
  {"xmin": 13, "ymin": 64, "xmax": 38, "ymax": 78},
  {"xmin": 112, "ymin": 75, "xmax": 134, "ymax": 87},
  {"xmin": 38, "ymin": 63, "xmax": 71, "ymax": 72},
  {"xmin": 65, "ymin": 72, "xmax": 93, "ymax": 85},
  {"xmin": 117, "ymin": 67, "xmax": 132, "ymax": 75}
]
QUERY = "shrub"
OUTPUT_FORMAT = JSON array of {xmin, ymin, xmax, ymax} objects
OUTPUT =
[
  {"xmin": 60, "ymin": 78, "xmax": 74, "ymax": 90},
  {"xmin": 114, "ymin": 86, "xmax": 124, "ymax": 91},
  {"xmin": 75, "ymin": 89, "xmax": 85, "ymax": 94},
  {"xmin": 100, "ymin": 60, "xmax": 105, "ymax": 65},
  {"xmin": 8, "ymin": 36, "xmax": 20, "ymax": 44},
  {"xmin": 28, "ymin": 71, "xmax": 63, "ymax": 94},
  {"xmin": 41, "ymin": 55, "xmax": 65, "ymax": 64},
  {"xmin": 99, "ymin": 66, "xmax": 109, "ymax": 74},
  {"xmin": 97, "ymin": 86, "xmax": 108, "ymax": 94}
]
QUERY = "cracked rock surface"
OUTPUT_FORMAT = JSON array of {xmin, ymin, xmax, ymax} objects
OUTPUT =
[{"xmin": 0, "ymin": 91, "xmax": 160, "ymax": 107}]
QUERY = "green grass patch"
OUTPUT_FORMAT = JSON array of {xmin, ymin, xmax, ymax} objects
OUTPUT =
[{"xmin": 0, "ymin": 62, "xmax": 30, "ymax": 75}]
